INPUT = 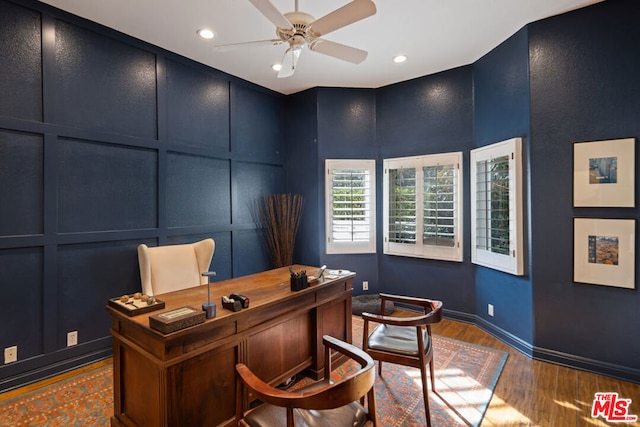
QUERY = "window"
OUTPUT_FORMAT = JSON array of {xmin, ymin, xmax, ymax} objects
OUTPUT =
[
  {"xmin": 470, "ymin": 137, "xmax": 524, "ymax": 275},
  {"xmin": 325, "ymin": 160, "xmax": 376, "ymax": 254},
  {"xmin": 383, "ymin": 152, "xmax": 463, "ymax": 262}
]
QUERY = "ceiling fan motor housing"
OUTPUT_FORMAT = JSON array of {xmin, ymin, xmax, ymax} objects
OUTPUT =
[{"xmin": 277, "ymin": 11, "xmax": 315, "ymax": 46}]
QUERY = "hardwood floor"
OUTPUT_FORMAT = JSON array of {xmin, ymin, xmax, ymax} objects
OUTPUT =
[
  {"xmin": 1, "ymin": 317, "xmax": 638, "ymax": 426},
  {"xmin": 432, "ymin": 318, "xmax": 640, "ymax": 427}
]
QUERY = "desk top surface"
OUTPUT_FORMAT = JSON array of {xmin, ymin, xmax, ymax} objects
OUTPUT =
[{"xmin": 107, "ymin": 265, "xmax": 355, "ymax": 334}]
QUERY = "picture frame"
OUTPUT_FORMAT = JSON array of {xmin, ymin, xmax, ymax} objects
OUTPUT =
[
  {"xmin": 573, "ymin": 138, "xmax": 635, "ymax": 207},
  {"xmin": 574, "ymin": 218, "xmax": 635, "ymax": 289}
]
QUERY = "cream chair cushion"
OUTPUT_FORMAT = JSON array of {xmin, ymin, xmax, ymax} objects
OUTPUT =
[{"xmin": 137, "ymin": 238, "xmax": 215, "ymax": 296}]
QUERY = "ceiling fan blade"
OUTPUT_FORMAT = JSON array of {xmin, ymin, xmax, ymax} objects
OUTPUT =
[
  {"xmin": 213, "ymin": 39, "xmax": 283, "ymax": 52},
  {"xmin": 278, "ymin": 47, "xmax": 302, "ymax": 78},
  {"xmin": 307, "ymin": 0, "xmax": 376, "ymax": 38},
  {"xmin": 309, "ymin": 39, "xmax": 368, "ymax": 64},
  {"xmin": 248, "ymin": 0, "xmax": 293, "ymax": 30}
]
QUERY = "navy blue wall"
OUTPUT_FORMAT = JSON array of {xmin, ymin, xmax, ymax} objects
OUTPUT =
[
  {"xmin": 528, "ymin": 0, "xmax": 640, "ymax": 378},
  {"xmin": 0, "ymin": 0, "xmax": 284, "ymax": 391},
  {"xmin": 376, "ymin": 67, "xmax": 475, "ymax": 315},
  {"xmin": 473, "ymin": 27, "xmax": 534, "ymax": 349},
  {"xmin": 284, "ymin": 90, "xmax": 320, "ymax": 267},
  {"xmin": 286, "ymin": 1, "xmax": 640, "ymax": 382},
  {"xmin": 2, "ymin": 0, "xmax": 640, "ymax": 391},
  {"xmin": 317, "ymin": 88, "xmax": 378, "ymax": 295}
]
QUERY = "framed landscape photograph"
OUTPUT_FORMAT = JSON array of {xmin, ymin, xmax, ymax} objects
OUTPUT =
[
  {"xmin": 573, "ymin": 138, "xmax": 635, "ymax": 207},
  {"xmin": 574, "ymin": 218, "xmax": 635, "ymax": 289}
]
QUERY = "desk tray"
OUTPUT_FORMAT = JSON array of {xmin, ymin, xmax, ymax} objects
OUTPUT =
[{"xmin": 108, "ymin": 296, "xmax": 165, "ymax": 317}]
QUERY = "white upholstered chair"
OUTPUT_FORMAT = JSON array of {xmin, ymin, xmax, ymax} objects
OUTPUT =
[{"xmin": 137, "ymin": 238, "xmax": 215, "ymax": 296}]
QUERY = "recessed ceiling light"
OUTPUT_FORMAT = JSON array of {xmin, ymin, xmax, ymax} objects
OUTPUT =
[
  {"xmin": 393, "ymin": 55, "xmax": 407, "ymax": 63},
  {"xmin": 272, "ymin": 63, "xmax": 282, "ymax": 72},
  {"xmin": 197, "ymin": 28, "xmax": 215, "ymax": 40}
]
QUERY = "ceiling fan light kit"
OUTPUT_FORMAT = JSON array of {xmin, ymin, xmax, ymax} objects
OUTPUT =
[{"xmin": 217, "ymin": 0, "xmax": 377, "ymax": 78}]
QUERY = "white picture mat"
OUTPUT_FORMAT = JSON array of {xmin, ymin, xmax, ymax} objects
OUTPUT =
[
  {"xmin": 574, "ymin": 218, "xmax": 635, "ymax": 289},
  {"xmin": 573, "ymin": 138, "xmax": 635, "ymax": 207}
]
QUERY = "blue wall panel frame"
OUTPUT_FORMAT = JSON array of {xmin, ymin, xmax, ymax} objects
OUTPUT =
[{"xmin": 0, "ymin": 0, "xmax": 286, "ymax": 392}]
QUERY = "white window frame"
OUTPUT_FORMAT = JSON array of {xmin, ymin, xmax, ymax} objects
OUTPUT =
[
  {"xmin": 470, "ymin": 137, "xmax": 524, "ymax": 275},
  {"xmin": 325, "ymin": 159, "xmax": 376, "ymax": 254},
  {"xmin": 383, "ymin": 152, "xmax": 463, "ymax": 262}
]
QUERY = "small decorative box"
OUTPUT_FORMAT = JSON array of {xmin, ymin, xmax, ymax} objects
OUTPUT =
[{"xmin": 149, "ymin": 306, "xmax": 206, "ymax": 334}]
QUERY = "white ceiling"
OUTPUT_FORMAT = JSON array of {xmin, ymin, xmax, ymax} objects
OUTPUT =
[{"xmin": 38, "ymin": 0, "xmax": 602, "ymax": 95}]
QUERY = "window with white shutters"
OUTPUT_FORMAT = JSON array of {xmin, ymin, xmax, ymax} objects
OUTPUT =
[
  {"xmin": 383, "ymin": 152, "xmax": 463, "ymax": 262},
  {"xmin": 325, "ymin": 160, "xmax": 376, "ymax": 254},
  {"xmin": 470, "ymin": 138, "xmax": 524, "ymax": 275}
]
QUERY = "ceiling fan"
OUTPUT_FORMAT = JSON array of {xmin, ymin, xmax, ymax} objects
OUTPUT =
[{"xmin": 215, "ymin": 0, "xmax": 377, "ymax": 78}]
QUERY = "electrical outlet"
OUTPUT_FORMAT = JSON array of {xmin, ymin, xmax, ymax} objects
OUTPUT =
[
  {"xmin": 4, "ymin": 346, "xmax": 17, "ymax": 364},
  {"xmin": 362, "ymin": 281, "xmax": 368, "ymax": 291},
  {"xmin": 67, "ymin": 331, "xmax": 78, "ymax": 347},
  {"xmin": 488, "ymin": 304, "xmax": 494, "ymax": 317}
]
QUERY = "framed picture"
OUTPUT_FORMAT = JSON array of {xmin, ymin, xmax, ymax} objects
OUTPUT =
[
  {"xmin": 574, "ymin": 218, "xmax": 635, "ymax": 289},
  {"xmin": 573, "ymin": 138, "xmax": 635, "ymax": 207}
]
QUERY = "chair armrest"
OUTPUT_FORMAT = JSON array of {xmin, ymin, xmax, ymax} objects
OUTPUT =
[
  {"xmin": 236, "ymin": 363, "xmax": 308, "ymax": 407},
  {"xmin": 362, "ymin": 296, "xmax": 443, "ymax": 326},
  {"xmin": 361, "ymin": 312, "xmax": 434, "ymax": 327},
  {"xmin": 236, "ymin": 336, "xmax": 376, "ymax": 412},
  {"xmin": 322, "ymin": 335, "xmax": 373, "ymax": 370},
  {"xmin": 379, "ymin": 293, "xmax": 440, "ymax": 311}
]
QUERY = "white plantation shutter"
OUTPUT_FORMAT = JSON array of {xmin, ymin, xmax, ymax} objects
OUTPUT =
[
  {"xmin": 325, "ymin": 160, "xmax": 376, "ymax": 254},
  {"xmin": 384, "ymin": 152, "xmax": 463, "ymax": 262},
  {"xmin": 470, "ymin": 138, "xmax": 524, "ymax": 275}
]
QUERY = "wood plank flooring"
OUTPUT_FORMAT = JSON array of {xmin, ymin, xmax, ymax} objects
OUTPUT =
[
  {"xmin": 432, "ymin": 318, "xmax": 640, "ymax": 427},
  {"xmin": 1, "ymin": 317, "xmax": 638, "ymax": 426}
]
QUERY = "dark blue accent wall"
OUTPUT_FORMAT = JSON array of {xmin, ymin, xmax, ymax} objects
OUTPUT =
[
  {"xmin": 473, "ymin": 27, "xmax": 534, "ymax": 347},
  {"xmin": 0, "ymin": 0, "xmax": 284, "ymax": 392},
  {"xmin": 528, "ymin": 0, "xmax": 640, "ymax": 378},
  {"xmin": 2, "ymin": 0, "xmax": 639, "ymax": 391},
  {"xmin": 376, "ymin": 68, "xmax": 475, "ymax": 313},
  {"xmin": 284, "ymin": 90, "xmax": 320, "ymax": 266},
  {"xmin": 285, "ymin": 1, "xmax": 640, "ymax": 382},
  {"xmin": 317, "ymin": 88, "xmax": 378, "ymax": 294}
]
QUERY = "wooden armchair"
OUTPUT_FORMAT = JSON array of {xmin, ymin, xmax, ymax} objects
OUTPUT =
[
  {"xmin": 235, "ymin": 335, "xmax": 377, "ymax": 427},
  {"xmin": 361, "ymin": 294, "xmax": 443, "ymax": 427}
]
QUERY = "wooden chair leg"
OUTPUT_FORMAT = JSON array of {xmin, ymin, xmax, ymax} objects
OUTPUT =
[
  {"xmin": 378, "ymin": 361, "xmax": 382, "ymax": 376},
  {"xmin": 420, "ymin": 365, "xmax": 432, "ymax": 427},
  {"xmin": 429, "ymin": 360, "xmax": 436, "ymax": 392}
]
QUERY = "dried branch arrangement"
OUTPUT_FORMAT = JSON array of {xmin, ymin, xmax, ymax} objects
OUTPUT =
[{"xmin": 256, "ymin": 193, "xmax": 304, "ymax": 268}]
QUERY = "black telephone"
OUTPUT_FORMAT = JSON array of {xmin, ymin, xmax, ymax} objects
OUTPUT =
[{"xmin": 229, "ymin": 293, "xmax": 250, "ymax": 308}]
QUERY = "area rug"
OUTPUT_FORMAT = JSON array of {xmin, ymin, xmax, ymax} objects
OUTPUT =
[
  {"xmin": 351, "ymin": 315, "xmax": 508, "ymax": 426},
  {"xmin": 0, "ymin": 316, "xmax": 506, "ymax": 427},
  {"xmin": 0, "ymin": 366, "xmax": 112, "ymax": 427}
]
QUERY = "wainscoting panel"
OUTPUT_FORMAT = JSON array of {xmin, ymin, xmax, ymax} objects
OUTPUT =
[
  {"xmin": 165, "ymin": 153, "xmax": 231, "ymax": 228},
  {"xmin": 0, "ymin": 129, "xmax": 44, "ymax": 236},
  {"xmin": 57, "ymin": 138, "xmax": 158, "ymax": 233},
  {"xmin": 165, "ymin": 59, "xmax": 230, "ymax": 150},
  {"xmin": 52, "ymin": 19, "xmax": 157, "ymax": 139},
  {"xmin": 0, "ymin": 1, "xmax": 42, "ymax": 121}
]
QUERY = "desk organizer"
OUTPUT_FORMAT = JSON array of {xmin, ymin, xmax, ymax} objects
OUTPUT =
[{"xmin": 290, "ymin": 275, "xmax": 308, "ymax": 291}]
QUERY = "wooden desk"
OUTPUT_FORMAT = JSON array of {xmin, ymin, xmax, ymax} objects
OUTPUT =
[{"xmin": 107, "ymin": 265, "xmax": 354, "ymax": 427}]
